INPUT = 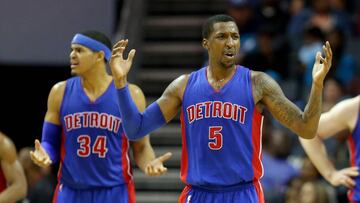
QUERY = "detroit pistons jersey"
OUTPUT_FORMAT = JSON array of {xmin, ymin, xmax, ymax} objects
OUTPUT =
[
  {"xmin": 180, "ymin": 66, "xmax": 264, "ymax": 188},
  {"xmin": 347, "ymin": 99, "xmax": 360, "ymax": 201},
  {"xmin": 58, "ymin": 77, "xmax": 132, "ymax": 189}
]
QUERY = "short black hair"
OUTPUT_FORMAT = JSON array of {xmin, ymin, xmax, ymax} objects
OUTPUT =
[
  {"xmin": 202, "ymin": 14, "xmax": 236, "ymax": 39},
  {"xmin": 80, "ymin": 30, "xmax": 112, "ymax": 49}
]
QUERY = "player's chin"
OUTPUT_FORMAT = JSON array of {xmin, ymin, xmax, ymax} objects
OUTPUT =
[
  {"xmin": 70, "ymin": 69, "xmax": 79, "ymax": 76},
  {"xmin": 221, "ymin": 60, "xmax": 235, "ymax": 69}
]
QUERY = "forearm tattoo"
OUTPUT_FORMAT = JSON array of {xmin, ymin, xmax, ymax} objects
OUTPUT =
[{"xmin": 253, "ymin": 72, "xmax": 321, "ymax": 134}]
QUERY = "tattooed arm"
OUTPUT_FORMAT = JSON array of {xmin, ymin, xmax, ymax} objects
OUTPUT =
[
  {"xmin": 252, "ymin": 71, "xmax": 322, "ymax": 139},
  {"xmin": 252, "ymin": 42, "xmax": 332, "ymax": 139}
]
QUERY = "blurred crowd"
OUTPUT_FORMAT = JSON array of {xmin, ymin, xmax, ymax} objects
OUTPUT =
[{"xmin": 226, "ymin": 0, "xmax": 360, "ymax": 202}]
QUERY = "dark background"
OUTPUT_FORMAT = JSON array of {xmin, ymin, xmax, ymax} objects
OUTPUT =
[{"xmin": 0, "ymin": 65, "xmax": 70, "ymax": 149}]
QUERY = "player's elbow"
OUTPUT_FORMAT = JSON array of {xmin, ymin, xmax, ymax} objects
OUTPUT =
[
  {"xmin": 125, "ymin": 132, "xmax": 146, "ymax": 141},
  {"xmin": 298, "ymin": 129, "xmax": 316, "ymax": 139}
]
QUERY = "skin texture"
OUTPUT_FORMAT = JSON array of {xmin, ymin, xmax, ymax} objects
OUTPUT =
[
  {"xmin": 0, "ymin": 132, "xmax": 27, "ymax": 203},
  {"xmin": 300, "ymin": 96, "xmax": 360, "ymax": 188},
  {"xmin": 30, "ymin": 43, "xmax": 170, "ymax": 176},
  {"xmin": 110, "ymin": 21, "xmax": 332, "ymax": 140}
]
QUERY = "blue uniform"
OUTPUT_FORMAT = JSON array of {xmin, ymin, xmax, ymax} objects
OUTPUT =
[
  {"xmin": 179, "ymin": 66, "xmax": 264, "ymax": 203},
  {"xmin": 347, "ymin": 99, "xmax": 360, "ymax": 202},
  {"xmin": 53, "ymin": 77, "xmax": 135, "ymax": 203}
]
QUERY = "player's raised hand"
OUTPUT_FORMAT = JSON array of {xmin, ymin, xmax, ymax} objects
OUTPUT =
[
  {"xmin": 312, "ymin": 41, "xmax": 332, "ymax": 87},
  {"xmin": 328, "ymin": 166, "xmax": 359, "ymax": 188},
  {"xmin": 145, "ymin": 152, "xmax": 172, "ymax": 176},
  {"xmin": 109, "ymin": 39, "xmax": 136, "ymax": 88},
  {"xmin": 29, "ymin": 139, "xmax": 52, "ymax": 168}
]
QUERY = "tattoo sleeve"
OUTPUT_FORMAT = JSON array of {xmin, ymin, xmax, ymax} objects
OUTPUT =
[{"xmin": 254, "ymin": 72, "xmax": 322, "ymax": 138}]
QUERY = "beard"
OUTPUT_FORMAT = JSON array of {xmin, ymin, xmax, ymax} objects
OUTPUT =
[{"xmin": 220, "ymin": 59, "xmax": 235, "ymax": 69}]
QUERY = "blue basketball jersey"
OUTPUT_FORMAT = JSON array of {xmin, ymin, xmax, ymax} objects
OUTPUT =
[
  {"xmin": 181, "ymin": 66, "xmax": 264, "ymax": 188},
  {"xmin": 347, "ymin": 99, "xmax": 360, "ymax": 201},
  {"xmin": 58, "ymin": 77, "xmax": 132, "ymax": 189}
]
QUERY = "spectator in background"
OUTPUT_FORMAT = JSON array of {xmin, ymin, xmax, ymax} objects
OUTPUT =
[
  {"xmin": 288, "ymin": 0, "xmax": 351, "ymax": 50},
  {"xmin": 289, "ymin": 0, "xmax": 305, "ymax": 17},
  {"xmin": 322, "ymin": 77, "xmax": 345, "ymax": 112},
  {"xmin": 300, "ymin": 157, "xmax": 321, "ymax": 181},
  {"xmin": 261, "ymin": 128, "xmax": 299, "ymax": 203},
  {"xmin": 285, "ymin": 158, "xmax": 337, "ymax": 203},
  {"xmin": 0, "ymin": 132, "xmax": 27, "ymax": 202},
  {"xmin": 19, "ymin": 147, "xmax": 56, "ymax": 203},
  {"xmin": 297, "ymin": 25, "xmax": 325, "ymax": 97},
  {"xmin": 242, "ymin": 26, "xmax": 290, "ymax": 81},
  {"xmin": 284, "ymin": 177, "xmax": 303, "ymax": 203},
  {"xmin": 299, "ymin": 180, "xmax": 331, "ymax": 203},
  {"xmin": 255, "ymin": 0, "xmax": 290, "ymax": 34},
  {"xmin": 326, "ymin": 27, "xmax": 357, "ymax": 87},
  {"xmin": 348, "ymin": 74, "xmax": 360, "ymax": 96}
]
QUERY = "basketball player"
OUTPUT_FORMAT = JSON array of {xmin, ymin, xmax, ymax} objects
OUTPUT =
[
  {"xmin": 300, "ymin": 96, "xmax": 360, "ymax": 202},
  {"xmin": 0, "ymin": 132, "xmax": 27, "ymax": 202},
  {"xmin": 110, "ymin": 14, "xmax": 332, "ymax": 202},
  {"xmin": 30, "ymin": 31, "xmax": 171, "ymax": 203}
]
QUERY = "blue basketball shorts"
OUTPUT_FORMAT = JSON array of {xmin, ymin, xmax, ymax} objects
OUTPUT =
[
  {"xmin": 52, "ymin": 181, "xmax": 135, "ymax": 203},
  {"xmin": 178, "ymin": 180, "xmax": 264, "ymax": 203}
]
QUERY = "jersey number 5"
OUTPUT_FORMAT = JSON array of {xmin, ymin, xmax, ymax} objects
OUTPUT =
[
  {"xmin": 208, "ymin": 126, "xmax": 223, "ymax": 150},
  {"xmin": 77, "ymin": 135, "xmax": 108, "ymax": 158}
]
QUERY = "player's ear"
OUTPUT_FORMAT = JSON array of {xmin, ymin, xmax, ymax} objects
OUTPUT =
[
  {"xmin": 202, "ymin": 38, "xmax": 208, "ymax": 49},
  {"xmin": 96, "ymin": 51, "xmax": 105, "ymax": 62}
]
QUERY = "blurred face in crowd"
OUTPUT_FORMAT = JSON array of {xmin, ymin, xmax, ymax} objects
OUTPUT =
[
  {"xmin": 312, "ymin": 0, "xmax": 330, "ymax": 13},
  {"xmin": 203, "ymin": 21, "xmax": 240, "ymax": 69},
  {"xmin": 299, "ymin": 182, "xmax": 317, "ymax": 203},
  {"xmin": 300, "ymin": 158, "xmax": 319, "ymax": 181},
  {"xmin": 324, "ymin": 78, "xmax": 342, "ymax": 103},
  {"xmin": 228, "ymin": 5, "xmax": 253, "ymax": 28},
  {"xmin": 299, "ymin": 181, "xmax": 329, "ymax": 203}
]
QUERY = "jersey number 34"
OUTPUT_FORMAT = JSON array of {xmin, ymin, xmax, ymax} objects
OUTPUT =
[{"xmin": 77, "ymin": 135, "xmax": 108, "ymax": 158}]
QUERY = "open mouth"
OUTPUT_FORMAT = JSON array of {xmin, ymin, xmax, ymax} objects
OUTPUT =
[
  {"xmin": 224, "ymin": 53, "xmax": 235, "ymax": 58},
  {"xmin": 71, "ymin": 62, "xmax": 79, "ymax": 68}
]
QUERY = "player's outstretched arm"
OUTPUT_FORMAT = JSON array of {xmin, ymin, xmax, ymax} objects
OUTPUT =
[
  {"xmin": 128, "ymin": 83, "xmax": 172, "ymax": 176},
  {"xmin": 132, "ymin": 137, "xmax": 172, "ymax": 176},
  {"xmin": 30, "ymin": 82, "xmax": 65, "ymax": 167},
  {"xmin": 0, "ymin": 133, "xmax": 27, "ymax": 203},
  {"xmin": 300, "ymin": 97, "xmax": 360, "ymax": 188},
  {"xmin": 110, "ymin": 39, "xmax": 186, "ymax": 140},
  {"xmin": 254, "ymin": 41, "xmax": 332, "ymax": 139}
]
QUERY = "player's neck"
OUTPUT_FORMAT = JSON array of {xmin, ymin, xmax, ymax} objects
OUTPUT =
[
  {"xmin": 207, "ymin": 64, "xmax": 236, "ymax": 81},
  {"xmin": 81, "ymin": 64, "xmax": 112, "ymax": 95},
  {"xmin": 207, "ymin": 65, "xmax": 236, "ymax": 90}
]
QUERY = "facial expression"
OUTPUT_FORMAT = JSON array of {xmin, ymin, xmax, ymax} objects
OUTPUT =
[
  {"xmin": 69, "ymin": 44, "xmax": 98, "ymax": 76},
  {"xmin": 203, "ymin": 21, "xmax": 240, "ymax": 69}
]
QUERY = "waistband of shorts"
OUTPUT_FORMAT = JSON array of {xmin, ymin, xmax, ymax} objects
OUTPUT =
[
  {"xmin": 190, "ymin": 180, "xmax": 256, "ymax": 192},
  {"xmin": 60, "ymin": 180, "xmax": 134, "ymax": 190}
]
